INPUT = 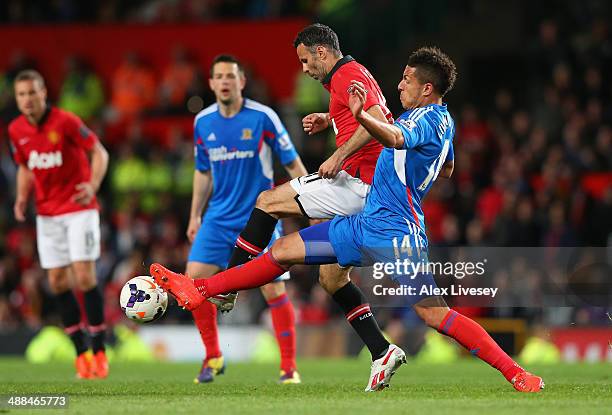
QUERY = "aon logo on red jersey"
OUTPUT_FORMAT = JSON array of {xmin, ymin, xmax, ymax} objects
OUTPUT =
[{"xmin": 28, "ymin": 150, "xmax": 63, "ymax": 170}]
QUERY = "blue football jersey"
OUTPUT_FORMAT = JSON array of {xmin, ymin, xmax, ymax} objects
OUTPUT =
[
  {"xmin": 194, "ymin": 98, "xmax": 298, "ymax": 229},
  {"xmin": 361, "ymin": 104, "xmax": 454, "ymax": 245}
]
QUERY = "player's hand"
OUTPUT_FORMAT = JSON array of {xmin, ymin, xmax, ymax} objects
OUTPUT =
[
  {"xmin": 302, "ymin": 113, "xmax": 329, "ymax": 135},
  {"xmin": 72, "ymin": 182, "xmax": 96, "ymax": 205},
  {"xmin": 318, "ymin": 152, "xmax": 344, "ymax": 179},
  {"xmin": 186, "ymin": 216, "xmax": 201, "ymax": 243},
  {"xmin": 348, "ymin": 80, "xmax": 367, "ymax": 118},
  {"xmin": 14, "ymin": 199, "xmax": 27, "ymax": 222}
]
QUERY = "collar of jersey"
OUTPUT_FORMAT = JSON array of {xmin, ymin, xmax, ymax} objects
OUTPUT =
[
  {"xmin": 322, "ymin": 55, "xmax": 355, "ymax": 85},
  {"xmin": 28, "ymin": 105, "xmax": 52, "ymax": 129},
  {"xmin": 217, "ymin": 99, "xmax": 246, "ymax": 120}
]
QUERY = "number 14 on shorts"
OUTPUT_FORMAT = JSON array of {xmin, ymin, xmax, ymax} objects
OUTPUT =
[{"xmin": 391, "ymin": 233, "xmax": 425, "ymax": 260}]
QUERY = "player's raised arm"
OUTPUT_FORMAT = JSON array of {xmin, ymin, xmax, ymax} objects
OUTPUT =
[{"xmin": 348, "ymin": 81, "xmax": 405, "ymax": 149}]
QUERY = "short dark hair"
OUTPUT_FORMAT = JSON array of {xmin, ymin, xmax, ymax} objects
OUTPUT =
[
  {"xmin": 14, "ymin": 69, "xmax": 46, "ymax": 88},
  {"xmin": 407, "ymin": 47, "xmax": 457, "ymax": 97},
  {"xmin": 293, "ymin": 23, "xmax": 341, "ymax": 54},
  {"xmin": 209, "ymin": 54, "xmax": 244, "ymax": 78}
]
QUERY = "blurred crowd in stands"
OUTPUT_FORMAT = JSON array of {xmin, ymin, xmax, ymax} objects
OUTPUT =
[
  {"xmin": 0, "ymin": 0, "xmax": 315, "ymax": 23},
  {"xmin": 0, "ymin": 1, "xmax": 610, "ymax": 332}
]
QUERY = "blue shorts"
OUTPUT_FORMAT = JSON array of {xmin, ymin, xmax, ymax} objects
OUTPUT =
[
  {"xmin": 188, "ymin": 220, "xmax": 289, "ymax": 281},
  {"xmin": 299, "ymin": 215, "xmax": 437, "ymax": 305}
]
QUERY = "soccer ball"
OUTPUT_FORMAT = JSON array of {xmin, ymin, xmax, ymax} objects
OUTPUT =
[{"xmin": 120, "ymin": 276, "xmax": 168, "ymax": 323}]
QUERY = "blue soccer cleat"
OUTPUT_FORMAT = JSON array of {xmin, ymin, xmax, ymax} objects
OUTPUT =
[
  {"xmin": 194, "ymin": 356, "xmax": 226, "ymax": 384},
  {"xmin": 279, "ymin": 369, "xmax": 301, "ymax": 384}
]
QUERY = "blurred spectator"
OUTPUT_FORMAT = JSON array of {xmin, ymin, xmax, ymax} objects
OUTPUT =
[
  {"xmin": 110, "ymin": 52, "xmax": 156, "ymax": 118},
  {"xmin": 58, "ymin": 56, "xmax": 105, "ymax": 120},
  {"xmin": 542, "ymin": 201, "xmax": 577, "ymax": 246},
  {"xmin": 158, "ymin": 46, "xmax": 200, "ymax": 113}
]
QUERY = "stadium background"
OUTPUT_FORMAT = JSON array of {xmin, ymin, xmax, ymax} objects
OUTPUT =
[{"xmin": 0, "ymin": 0, "xmax": 610, "ymax": 364}]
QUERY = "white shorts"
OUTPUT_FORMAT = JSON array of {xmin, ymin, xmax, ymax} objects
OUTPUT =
[
  {"xmin": 36, "ymin": 209, "xmax": 101, "ymax": 269},
  {"xmin": 289, "ymin": 170, "xmax": 370, "ymax": 219}
]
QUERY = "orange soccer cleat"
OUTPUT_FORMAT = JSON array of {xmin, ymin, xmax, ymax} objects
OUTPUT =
[
  {"xmin": 150, "ymin": 263, "xmax": 204, "ymax": 311},
  {"xmin": 92, "ymin": 350, "xmax": 109, "ymax": 379},
  {"xmin": 512, "ymin": 371, "xmax": 545, "ymax": 392},
  {"xmin": 75, "ymin": 351, "xmax": 94, "ymax": 379}
]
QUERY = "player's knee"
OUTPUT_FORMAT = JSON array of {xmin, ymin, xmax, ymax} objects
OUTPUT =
[
  {"xmin": 256, "ymin": 189, "xmax": 287, "ymax": 218},
  {"xmin": 255, "ymin": 190, "xmax": 275, "ymax": 212},
  {"xmin": 269, "ymin": 237, "xmax": 294, "ymax": 267},
  {"xmin": 74, "ymin": 272, "xmax": 97, "ymax": 291},
  {"xmin": 48, "ymin": 271, "xmax": 71, "ymax": 294}
]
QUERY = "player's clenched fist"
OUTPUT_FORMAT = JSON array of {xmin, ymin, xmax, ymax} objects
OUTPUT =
[{"xmin": 302, "ymin": 112, "xmax": 330, "ymax": 135}]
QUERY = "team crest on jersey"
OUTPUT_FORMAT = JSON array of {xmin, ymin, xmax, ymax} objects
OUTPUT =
[
  {"xmin": 207, "ymin": 133, "xmax": 216, "ymax": 141},
  {"xmin": 79, "ymin": 125, "xmax": 92, "ymax": 139},
  {"xmin": 241, "ymin": 128, "xmax": 253, "ymax": 140},
  {"xmin": 47, "ymin": 130, "xmax": 60, "ymax": 144},
  {"xmin": 399, "ymin": 118, "xmax": 417, "ymax": 131}
]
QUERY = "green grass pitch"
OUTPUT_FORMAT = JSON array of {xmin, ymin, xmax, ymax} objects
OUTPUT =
[{"xmin": 0, "ymin": 358, "xmax": 609, "ymax": 414}]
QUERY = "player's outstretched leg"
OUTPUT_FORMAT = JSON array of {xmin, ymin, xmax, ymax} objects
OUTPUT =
[
  {"xmin": 150, "ymin": 248, "xmax": 289, "ymax": 311},
  {"xmin": 414, "ymin": 297, "xmax": 544, "ymax": 392},
  {"xmin": 261, "ymin": 282, "xmax": 300, "ymax": 384},
  {"xmin": 152, "ymin": 229, "xmax": 316, "ymax": 311},
  {"xmin": 150, "ymin": 264, "xmax": 204, "ymax": 310},
  {"xmin": 226, "ymin": 184, "xmax": 302, "ymax": 270},
  {"xmin": 208, "ymin": 185, "xmax": 301, "ymax": 312}
]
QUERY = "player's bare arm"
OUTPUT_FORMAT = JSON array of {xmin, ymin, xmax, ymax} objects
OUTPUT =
[
  {"xmin": 13, "ymin": 164, "xmax": 34, "ymax": 222},
  {"xmin": 318, "ymin": 104, "xmax": 389, "ymax": 178},
  {"xmin": 283, "ymin": 157, "xmax": 308, "ymax": 179},
  {"xmin": 73, "ymin": 140, "xmax": 109, "ymax": 205},
  {"xmin": 187, "ymin": 169, "xmax": 213, "ymax": 243},
  {"xmin": 439, "ymin": 160, "xmax": 454, "ymax": 178},
  {"xmin": 348, "ymin": 82, "xmax": 405, "ymax": 149},
  {"xmin": 302, "ymin": 112, "xmax": 330, "ymax": 135}
]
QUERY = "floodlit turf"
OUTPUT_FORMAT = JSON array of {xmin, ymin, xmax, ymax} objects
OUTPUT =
[{"xmin": 0, "ymin": 358, "xmax": 609, "ymax": 414}]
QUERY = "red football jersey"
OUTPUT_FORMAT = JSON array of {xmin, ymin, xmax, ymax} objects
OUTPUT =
[
  {"xmin": 323, "ymin": 56, "xmax": 393, "ymax": 184},
  {"xmin": 8, "ymin": 107, "xmax": 99, "ymax": 216}
]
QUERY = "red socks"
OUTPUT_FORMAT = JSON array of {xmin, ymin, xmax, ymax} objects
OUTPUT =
[
  {"xmin": 196, "ymin": 252, "xmax": 286, "ymax": 297},
  {"xmin": 438, "ymin": 310, "xmax": 523, "ymax": 382},
  {"xmin": 267, "ymin": 293, "xmax": 297, "ymax": 372},
  {"xmin": 191, "ymin": 299, "xmax": 221, "ymax": 359}
]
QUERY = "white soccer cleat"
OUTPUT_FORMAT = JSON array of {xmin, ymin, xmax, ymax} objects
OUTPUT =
[
  {"xmin": 208, "ymin": 292, "xmax": 238, "ymax": 312},
  {"xmin": 365, "ymin": 344, "xmax": 407, "ymax": 392}
]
